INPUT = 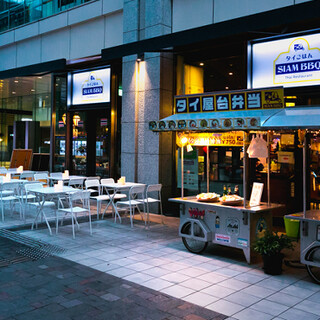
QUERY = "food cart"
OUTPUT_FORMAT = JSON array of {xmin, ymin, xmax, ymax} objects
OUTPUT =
[
  {"xmin": 149, "ymin": 88, "xmax": 289, "ymax": 264},
  {"xmin": 261, "ymin": 108, "xmax": 320, "ymax": 283}
]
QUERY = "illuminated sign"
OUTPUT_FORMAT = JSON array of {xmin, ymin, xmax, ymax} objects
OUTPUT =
[
  {"xmin": 177, "ymin": 132, "xmax": 244, "ymax": 147},
  {"xmin": 174, "ymin": 88, "xmax": 284, "ymax": 113},
  {"xmin": 251, "ymin": 33, "xmax": 320, "ymax": 88},
  {"xmin": 71, "ymin": 68, "xmax": 110, "ymax": 106}
]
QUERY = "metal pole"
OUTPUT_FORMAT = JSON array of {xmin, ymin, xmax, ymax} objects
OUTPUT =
[
  {"xmin": 303, "ymin": 134, "xmax": 307, "ymax": 218},
  {"xmin": 207, "ymin": 143, "xmax": 210, "ymax": 193},
  {"xmin": 267, "ymin": 132, "xmax": 270, "ymax": 206},
  {"xmin": 181, "ymin": 146, "xmax": 184, "ymax": 199},
  {"xmin": 243, "ymin": 131, "xmax": 247, "ymax": 208}
]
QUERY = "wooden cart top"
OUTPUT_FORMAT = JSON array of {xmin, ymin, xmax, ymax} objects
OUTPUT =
[{"xmin": 169, "ymin": 196, "xmax": 284, "ymax": 213}]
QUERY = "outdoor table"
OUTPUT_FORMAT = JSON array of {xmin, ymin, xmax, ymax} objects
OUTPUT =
[
  {"xmin": 27, "ymin": 186, "xmax": 75, "ymax": 235},
  {"xmin": 170, "ymin": 196, "xmax": 283, "ymax": 264},
  {"xmin": 99, "ymin": 182, "xmax": 145, "ymax": 222},
  {"xmin": 48, "ymin": 175, "xmax": 86, "ymax": 186}
]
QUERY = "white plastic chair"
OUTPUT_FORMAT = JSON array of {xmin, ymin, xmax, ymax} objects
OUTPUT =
[
  {"xmin": 116, "ymin": 185, "xmax": 146, "ymax": 228},
  {"xmin": 85, "ymin": 179, "xmax": 110, "ymax": 219},
  {"xmin": 100, "ymin": 178, "xmax": 127, "ymax": 219},
  {"xmin": 0, "ymin": 181, "xmax": 20, "ymax": 222},
  {"xmin": 140, "ymin": 184, "xmax": 163, "ymax": 227},
  {"xmin": 58, "ymin": 190, "xmax": 92, "ymax": 239}
]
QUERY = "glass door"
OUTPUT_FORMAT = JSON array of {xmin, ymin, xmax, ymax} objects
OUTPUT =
[
  {"xmin": 95, "ymin": 110, "xmax": 110, "ymax": 177},
  {"xmin": 71, "ymin": 109, "xmax": 110, "ymax": 177},
  {"xmin": 71, "ymin": 111, "xmax": 87, "ymax": 175}
]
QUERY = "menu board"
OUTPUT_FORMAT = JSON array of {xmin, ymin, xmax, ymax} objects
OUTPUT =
[{"xmin": 249, "ymin": 182, "xmax": 264, "ymax": 207}]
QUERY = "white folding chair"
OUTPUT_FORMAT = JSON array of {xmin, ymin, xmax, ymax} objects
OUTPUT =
[
  {"xmin": 34, "ymin": 173, "xmax": 49, "ymax": 187},
  {"xmin": 116, "ymin": 185, "xmax": 146, "ymax": 228},
  {"xmin": 16, "ymin": 182, "xmax": 37, "ymax": 222},
  {"xmin": 68, "ymin": 177, "xmax": 85, "ymax": 189},
  {"xmin": 140, "ymin": 184, "xmax": 163, "ymax": 227},
  {"xmin": 25, "ymin": 183, "xmax": 56, "ymax": 231},
  {"xmin": 100, "ymin": 178, "xmax": 127, "ymax": 219},
  {"xmin": 85, "ymin": 179, "xmax": 110, "ymax": 219},
  {"xmin": 58, "ymin": 190, "xmax": 92, "ymax": 239},
  {"xmin": 0, "ymin": 181, "xmax": 20, "ymax": 222},
  {"xmin": 20, "ymin": 172, "xmax": 35, "ymax": 181}
]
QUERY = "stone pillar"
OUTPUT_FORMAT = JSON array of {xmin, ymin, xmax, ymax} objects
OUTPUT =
[{"xmin": 121, "ymin": 0, "xmax": 174, "ymax": 212}]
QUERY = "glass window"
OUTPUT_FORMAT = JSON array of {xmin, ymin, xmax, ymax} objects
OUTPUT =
[{"xmin": 25, "ymin": 0, "xmax": 42, "ymax": 23}]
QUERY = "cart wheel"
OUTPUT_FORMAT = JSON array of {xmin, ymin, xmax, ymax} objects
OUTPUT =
[
  {"xmin": 305, "ymin": 246, "xmax": 320, "ymax": 284},
  {"xmin": 181, "ymin": 221, "xmax": 208, "ymax": 254}
]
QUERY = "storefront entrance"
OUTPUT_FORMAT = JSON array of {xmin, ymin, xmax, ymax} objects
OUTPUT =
[{"xmin": 71, "ymin": 108, "xmax": 111, "ymax": 177}]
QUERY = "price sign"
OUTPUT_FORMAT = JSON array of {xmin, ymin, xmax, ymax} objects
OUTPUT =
[{"xmin": 250, "ymin": 182, "xmax": 264, "ymax": 207}]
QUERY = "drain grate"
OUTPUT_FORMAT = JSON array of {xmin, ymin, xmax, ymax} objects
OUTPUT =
[{"xmin": 0, "ymin": 229, "xmax": 66, "ymax": 267}]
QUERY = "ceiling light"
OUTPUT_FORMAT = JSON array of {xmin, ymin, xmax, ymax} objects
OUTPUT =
[
  {"xmin": 37, "ymin": 76, "xmax": 42, "ymax": 79},
  {"xmin": 225, "ymin": 86, "xmax": 229, "ymax": 90},
  {"xmin": 199, "ymin": 62, "xmax": 204, "ymax": 66},
  {"xmin": 12, "ymin": 92, "xmax": 16, "ymax": 94},
  {"xmin": 228, "ymin": 72, "xmax": 233, "ymax": 76},
  {"xmin": 21, "ymin": 118, "xmax": 32, "ymax": 121},
  {"xmin": 14, "ymin": 80, "xmax": 19, "ymax": 83},
  {"xmin": 31, "ymin": 89, "xmax": 35, "ymax": 92}
]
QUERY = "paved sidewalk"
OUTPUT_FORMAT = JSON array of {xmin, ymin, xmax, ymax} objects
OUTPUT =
[
  {"xmin": 0, "ymin": 236, "xmax": 225, "ymax": 320},
  {"xmin": 15, "ymin": 217, "xmax": 320, "ymax": 320}
]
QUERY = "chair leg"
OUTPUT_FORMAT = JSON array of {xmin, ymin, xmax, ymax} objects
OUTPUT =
[
  {"xmin": 130, "ymin": 206, "xmax": 133, "ymax": 228},
  {"xmin": 56, "ymin": 212, "xmax": 59, "ymax": 235},
  {"xmin": 88, "ymin": 206, "xmax": 92, "ymax": 236},
  {"xmin": 71, "ymin": 213, "xmax": 75, "ymax": 239}
]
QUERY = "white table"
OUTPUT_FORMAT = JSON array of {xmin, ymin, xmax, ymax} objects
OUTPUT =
[
  {"xmin": 28, "ymin": 186, "xmax": 75, "ymax": 235},
  {"xmin": 48, "ymin": 175, "xmax": 86, "ymax": 187},
  {"xmin": 100, "ymin": 182, "xmax": 145, "ymax": 222}
]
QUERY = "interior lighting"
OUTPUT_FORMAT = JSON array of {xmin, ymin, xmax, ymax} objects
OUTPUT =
[
  {"xmin": 12, "ymin": 92, "xmax": 16, "ymax": 94},
  {"xmin": 14, "ymin": 80, "xmax": 19, "ymax": 83},
  {"xmin": 228, "ymin": 72, "xmax": 233, "ymax": 76},
  {"xmin": 37, "ymin": 76, "xmax": 42, "ymax": 79},
  {"xmin": 199, "ymin": 62, "xmax": 204, "ymax": 66},
  {"xmin": 73, "ymin": 114, "xmax": 81, "ymax": 126},
  {"xmin": 225, "ymin": 86, "xmax": 229, "ymax": 90},
  {"xmin": 62, "ymin": 113, "xmax": 66, "ymax": 125},
  {"xmin": 21, "ymin": 118, "xmax": 32, "ymax": 121},
  {"xmin": 31, "ymin": 89, "xmax": 35, "ymax": 92},
  {"xmin": 181, "ymin": 136, "xmax": 188, "ymax": 146}
]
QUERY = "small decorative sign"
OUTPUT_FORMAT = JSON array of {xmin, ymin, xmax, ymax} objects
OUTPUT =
[
  {"xmin": 237, "ymin": 238, "xmax": 248, "ymax": 247},
  {"xmin": 215, "ymin": 233, "xmax": 231, "ymax": 243},
  {"xmin": 226, "ymin": 218, "xmax": 240, "ymax": 235},
  {"xmin": 249, "ymin": 182, "xmax": 264, "ymax": 207}
]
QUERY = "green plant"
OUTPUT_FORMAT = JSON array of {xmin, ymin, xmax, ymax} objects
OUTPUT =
[{"xmin": 253, "ymin": 231, "xmax": 294, "ymax": 256}]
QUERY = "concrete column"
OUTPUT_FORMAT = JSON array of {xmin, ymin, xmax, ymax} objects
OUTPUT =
[{"xmin": 121, "ymin": 0, "xmax": 174, "ymax": 211}]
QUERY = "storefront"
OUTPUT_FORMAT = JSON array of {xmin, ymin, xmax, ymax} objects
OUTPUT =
[
  {"xmin": 53, "ymin": 64, "xmax": 122, "ymax": 178},
  {"xmin": 0, "ymin": 59, "xmax": 122, "ymax": 178}
]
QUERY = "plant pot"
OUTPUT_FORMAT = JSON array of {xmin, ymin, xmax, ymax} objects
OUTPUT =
[{"xmin": 262, "ymin": 253, "xmax": 284, "ymax": 275}]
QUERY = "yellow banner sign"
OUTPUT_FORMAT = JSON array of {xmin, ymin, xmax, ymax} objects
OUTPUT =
[
  {"xmin": 178, "ymin": 132, "xmax": 243, "ymax": 147},
  {"xmin": 174, "ymin": 87, "xmax": 284, "ymax": 113}
]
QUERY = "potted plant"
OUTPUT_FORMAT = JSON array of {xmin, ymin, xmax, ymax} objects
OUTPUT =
[{"xmin": 253, "ymin": 231, "xmax": 294, "ymax": 275}]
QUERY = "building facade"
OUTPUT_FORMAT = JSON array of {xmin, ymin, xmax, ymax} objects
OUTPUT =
[{"xmin": 0, "ymin": 0, "xmax": 318, "ymax": 212}]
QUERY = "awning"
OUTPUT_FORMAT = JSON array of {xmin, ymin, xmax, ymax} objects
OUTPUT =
[
  {"xmin": 149, "ymin": 109, "xmax": 281, "ymax": 132},
  {"xmin": 262, "ymin": 106, "xmax": 320, "ymax": 129},
  {"xmin": 0, "ymin": 59, "xmax": 66, "ymax": 79},
  {"xmin": 150, "ymin": 106, "xmax": 320, "ymax": 132}
]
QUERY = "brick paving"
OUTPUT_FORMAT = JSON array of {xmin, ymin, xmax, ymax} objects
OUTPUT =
[{"xmin": 0, "ymin": 237, "xmax": 226, "ymax": 320}]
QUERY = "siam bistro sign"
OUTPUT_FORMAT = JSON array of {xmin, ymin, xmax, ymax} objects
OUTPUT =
[
  {"xmin": 174, "ymin": 87, "xmax": 284, "ymax": 114},
  {"xmin": 71, "ymin": 68, "xmax": 110, "ymax": 106},
  {"xmin": 250, "ymin": 32, "xmax": 320, "ymax": 88}
]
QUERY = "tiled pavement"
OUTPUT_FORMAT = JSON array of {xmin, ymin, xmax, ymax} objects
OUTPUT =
[
  {"xmin": 9, "ymin": 215, "xmax": 320, "ymax": 320},
  {"xmin": 0, "ymin": 237, "xmax": 225, "ymax": 320}
]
